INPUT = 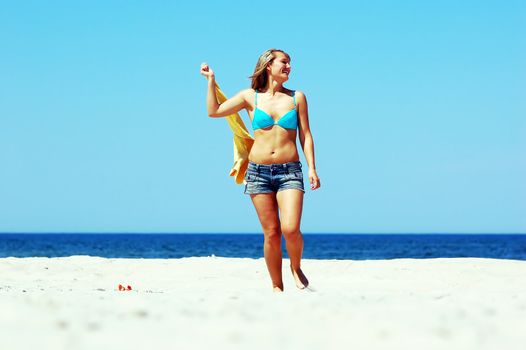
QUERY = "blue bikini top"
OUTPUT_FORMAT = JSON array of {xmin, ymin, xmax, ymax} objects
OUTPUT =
[{"xmin": 252, "ymin": 90, "xmax": 298, "ymax": 131}]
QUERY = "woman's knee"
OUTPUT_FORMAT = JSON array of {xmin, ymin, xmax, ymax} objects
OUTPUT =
[
  {"xmin": 281, "ymin": 224, "xmax": 301, "ymax": 240},
  {"xmin": 263, "ymin": 227, "xmax": 282, "ymax": 245}
]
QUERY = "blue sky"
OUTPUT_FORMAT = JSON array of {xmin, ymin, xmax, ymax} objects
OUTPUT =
[{"xmin": 1, "ymin": 1, "xmax": 525, "ymax": 233}]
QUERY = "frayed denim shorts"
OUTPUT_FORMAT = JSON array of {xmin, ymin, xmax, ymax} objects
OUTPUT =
[{"xmin": 244, "ymin": 161, "xmax": 305, "ymax": 195}]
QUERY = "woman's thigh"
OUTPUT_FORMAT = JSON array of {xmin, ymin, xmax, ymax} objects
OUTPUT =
[
  {"xmin": 250, "ymin": 193, "xmax": 281, "ymax": 234},
  {"xmin": 276, "ymin": 189, "xmax": 304, "ymax": 234}
]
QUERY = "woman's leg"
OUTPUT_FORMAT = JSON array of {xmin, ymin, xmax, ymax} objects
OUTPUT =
[
  {"xmin": 250, "ymin": 193, "xmax": 284, "ymax": 291},
  {"xmin": 276, "ymin": 189, "xmax": 309, "ymax": 289}
]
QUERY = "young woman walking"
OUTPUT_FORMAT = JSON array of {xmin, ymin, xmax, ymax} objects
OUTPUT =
[{"xmin": 201, "ymin": 49, "xmax": 320, "ymax": 292}]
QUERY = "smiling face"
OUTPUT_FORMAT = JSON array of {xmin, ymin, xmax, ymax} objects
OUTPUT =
[{"xmin": 267, "ymin": 51, "xmax": 291, "ymax": 82}]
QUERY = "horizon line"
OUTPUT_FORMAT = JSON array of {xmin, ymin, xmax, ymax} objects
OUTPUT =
[{"xmin": 1, "ymin": 232, "xmax": 525, "ymax": 235}]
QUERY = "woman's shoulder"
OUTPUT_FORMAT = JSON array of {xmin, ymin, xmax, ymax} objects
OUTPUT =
[
  {"xmin": 293, "ymin": 89, "xmax": 305, "ymax": 96},
  {"xmin": 292, "ymin": 89, "xmax": 307, "ymax": 102},
  {"xmin": 236, "ymin": 88, "xmax": 306, "ymax": 100},
  {"xmin": 237, "ymin": 88, "xmax": 257, "ymax": 99},
  {"xmin": 284, "ymin": 88, "xmax": 304, "ymax": 96},
  {"xmin": 228, "ymin": 88, "xmax": 256, "ymax": 104},
  {"xmin": 281, "ymin": 88, "xmax": 305, "ymax": 99}
]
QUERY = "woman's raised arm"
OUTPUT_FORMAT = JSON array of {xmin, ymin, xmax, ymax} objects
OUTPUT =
[{"xmin": 200, "ymin": 63, "xmax": 248, "ymax": 118}]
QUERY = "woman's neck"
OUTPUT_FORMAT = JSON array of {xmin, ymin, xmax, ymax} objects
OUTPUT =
[{"xmin": 262, "ymin": 76, "xmax": 283, "ymax": 96}]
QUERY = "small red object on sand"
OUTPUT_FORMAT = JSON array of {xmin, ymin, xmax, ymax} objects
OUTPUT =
[{"xmin": 117, "ymin": 284, "xmax": 133, "ymax": 291}]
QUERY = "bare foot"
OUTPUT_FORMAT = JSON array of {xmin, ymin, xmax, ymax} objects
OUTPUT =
[
  {"xmin": 290, "ymin": 266, "xmax": 309, "ymax": 289},
  {"xmin": 273, "ymin": 286, "xmax": 284, "ymax": 292}
]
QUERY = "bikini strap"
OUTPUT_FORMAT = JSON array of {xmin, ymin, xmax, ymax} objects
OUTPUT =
[
  {"xmin": 293, "ymin": 91, "xmax": 296, "ymax": 107},
  {"xmin": 255, "ymin": 90, "xmax": 258, "ymax": 107}
]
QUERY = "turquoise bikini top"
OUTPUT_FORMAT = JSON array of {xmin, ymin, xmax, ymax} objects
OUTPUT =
[{"xmin": 252, "ymin": 90, "xmax": 298, "ymax": 131}]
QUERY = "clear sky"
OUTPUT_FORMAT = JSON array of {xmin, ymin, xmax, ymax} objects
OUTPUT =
[{"xmin": 1, "ymin": 1, "xmax": 525, "ymax": 233}]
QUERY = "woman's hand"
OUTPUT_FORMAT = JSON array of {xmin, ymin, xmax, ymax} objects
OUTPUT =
[
  {"xmin": 200, "ymin": 62, "xmax": 215, "ymax": 80},
  {"xmin": 308, "ymin": 169, "xmax": 321, "ymax": 190}
]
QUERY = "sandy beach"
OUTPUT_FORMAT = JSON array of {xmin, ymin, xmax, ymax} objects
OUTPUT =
[{"xmin": 1, "ymin": 256, "xmax": 525, "ymax": 350}]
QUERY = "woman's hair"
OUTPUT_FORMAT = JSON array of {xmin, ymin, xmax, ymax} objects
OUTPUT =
[{"xmin": 250, "ymin": 48, "xmax": 291, "ymax": 91}]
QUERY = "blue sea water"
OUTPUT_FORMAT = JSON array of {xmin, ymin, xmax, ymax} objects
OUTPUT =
[{"xmin": 1, "ymin": 233, "xmax": 525, "ymax": 260}]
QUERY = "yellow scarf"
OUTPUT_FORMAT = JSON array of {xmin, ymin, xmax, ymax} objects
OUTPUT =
[{"xmin": 214, "ymin": 83, "xmax": 254, "ymax": 184}]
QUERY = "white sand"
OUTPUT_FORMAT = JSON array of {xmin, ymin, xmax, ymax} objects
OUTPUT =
[{"xmin": 1, "ymin": 256, "xmax": 525, "ymax": 350}]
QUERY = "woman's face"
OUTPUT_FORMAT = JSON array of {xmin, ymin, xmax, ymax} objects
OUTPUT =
[{"xmin": 267, "ymin": 52, "xmax": 291, "ymax": 82}]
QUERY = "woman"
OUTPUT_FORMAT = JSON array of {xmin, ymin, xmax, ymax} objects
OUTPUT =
[{"xmin": 200, "ymin": 49, "xmax": 320, "ymax": 292}]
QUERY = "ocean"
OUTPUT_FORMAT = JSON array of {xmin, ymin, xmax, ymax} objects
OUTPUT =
[{"xmin": 1, "ymin": 233, "xmax": 525, "ymax": 260}]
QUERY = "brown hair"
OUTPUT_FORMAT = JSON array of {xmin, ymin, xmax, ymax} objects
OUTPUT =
[{"xmin": 249, "ymin": 49, "xmax": 291, "ymax": 91}]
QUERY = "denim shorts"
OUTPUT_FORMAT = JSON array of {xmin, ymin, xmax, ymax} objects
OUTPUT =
[{"xmin": 244, "ymin": 161, "xmax": 305, "ymax": 195}]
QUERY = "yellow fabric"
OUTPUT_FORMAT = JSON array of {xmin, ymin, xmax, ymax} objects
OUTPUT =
[{"xmin": 214, "ymin": 83, "xmax": 254, "ymax": 184}]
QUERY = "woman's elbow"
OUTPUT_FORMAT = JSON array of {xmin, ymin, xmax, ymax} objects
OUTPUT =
[
  {"xmin": 208, "ymin": 110, "xmax": 220, "ymax": 118},
  {"xmin": 305, "ymin": 131, "xmax": 315, "ymax": 142},
  {"xmin": 208, "ymin": 105, "xmax": 226, "ymax": 117},
  {"xmin": 300, "ymin": 130, "xmax": 313, "ymax": 141}
]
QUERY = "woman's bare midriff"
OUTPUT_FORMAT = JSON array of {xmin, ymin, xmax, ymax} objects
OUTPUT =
[{"xmin": 248, "ymin": 128, "xmax": 299, "ymax": 165}]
